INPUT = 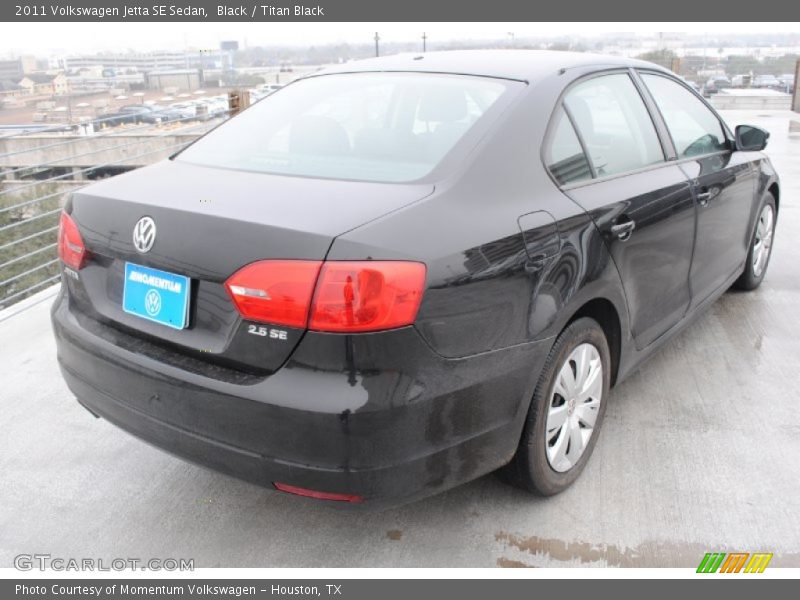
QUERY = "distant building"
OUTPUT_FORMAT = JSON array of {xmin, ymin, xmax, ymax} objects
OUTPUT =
[
  {"xmin": 18, "ymin": 73, "xmax": 69, "ymax": 95},
  {"xmin": 66, "ymin": 71, "xmax": 146, "ymax": 93},
  {"xmin": 65, "ymin": 51, "xmax": 187, "ymax": 72},
  {"xmin": 0, "ymin": 59, "xmax": 23, "ymax": 82},
  {"xmin": 20, "ymin": 55, "xmax": 39, "ymax": 74},
  {"xmin": 0, "ymin": 80, "xmax": 25, "ymax": 99},
  {"xmin": 145, "ymin": 69, "xmax": 201, "ymax": 91},
  {"xmin": 64, "ymin": 50, "xmax": 232, "ymax": 73},
  {"xmin": 67, "ymin": 65, "xmax": 104, "ymax": 78}
]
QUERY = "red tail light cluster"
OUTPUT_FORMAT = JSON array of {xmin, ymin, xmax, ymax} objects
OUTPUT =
[
  {"xmin": 224, "ymin": 260, "xmax": 321, "ymax": 328},
  {"xmin": 225, "ymin": 259, "xmax": 426, "ymax": 333},
  {"xmin": 58, "ymin": 212, "xmax": 88, "ymax": 270},
  {"xmin": 310, "ymin": 261, "xmax": 426, "ymax": 332}
]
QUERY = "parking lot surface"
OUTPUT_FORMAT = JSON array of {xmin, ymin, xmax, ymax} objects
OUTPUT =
[{"xmin": 1, "ymin": 109, "xmax": 799, "ymax": 568}]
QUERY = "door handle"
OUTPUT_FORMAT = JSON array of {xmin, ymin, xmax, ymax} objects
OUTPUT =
[{"xmin": 611, "ymin": 219, "xmax": 636, "ymax": 241}]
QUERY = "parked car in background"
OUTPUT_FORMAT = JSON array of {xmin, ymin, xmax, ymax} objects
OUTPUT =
[
  {"xmin": 196, "ymin": 96, "xmax": 229, "ymax": 120},
  {"xmin": 97, "ymin": 105, "xmax": 149, "ymax": 127},
  {"xmin": 98, "ymin": 104, "xmax": 181, "ymax": 128},
  {"xmin": 752, "ymin": 74, "xmax": 783, "ymax": 90},
  {"xmin": 169, "ymin": 102, "xmax": 198, "ymax": 120},
  {"xmin": 730, "ymin": 74, "xmax": 751, "ymax": 88},
  {"xmin": 139, "ymin": 105, "xmax": 183, "ymax": 124},
  {"xmin": 778, "ymin": 73, "xmax": 795, "ymax": 93},
  {"xmin": 703, "ymin": 75, "xmax": 731, "ymax": 96},
  {"xmin": 250, "ymin": 83, "xmax": 285, "ymax": 102},
  {"xmin": 53, "ymin": 51, "xmax": 780, "ymax": 507},
  {"xmin": 249, "ymin": 88, "xmax": 268, "ymax": 102}
]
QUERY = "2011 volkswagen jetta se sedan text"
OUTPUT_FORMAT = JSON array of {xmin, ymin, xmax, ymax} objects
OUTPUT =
[{"xmin": 51, "ymin": 51, "xmax": 779, "ymax": 508}]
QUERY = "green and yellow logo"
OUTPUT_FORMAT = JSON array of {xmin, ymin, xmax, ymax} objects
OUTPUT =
[{"xmin": 697, "ymin": 552, "xmax": 773, "ymax": 573}]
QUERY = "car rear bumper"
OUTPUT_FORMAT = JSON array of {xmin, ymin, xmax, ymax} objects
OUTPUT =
[{"xmin": 51, "ymin": 287, "xmax": 552, "ymax": 509}]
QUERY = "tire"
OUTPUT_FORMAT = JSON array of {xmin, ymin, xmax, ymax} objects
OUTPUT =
[
  {"xmin": 734, "ymin": 192, "xmax": 777, "ymax": 291},
  {"xmin": 501, "ymin": 317, "xmax": 611, "ymax": 496}
]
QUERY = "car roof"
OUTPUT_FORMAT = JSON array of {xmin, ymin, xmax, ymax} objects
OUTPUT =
[{"xmin": 313, "ymin": 50, "xmax": 667, "ymax": 83}]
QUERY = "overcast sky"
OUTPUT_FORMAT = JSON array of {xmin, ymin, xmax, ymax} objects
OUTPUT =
[{"xmin": 2, "ymin": 22, "xmax": 799, "ymax": 55}]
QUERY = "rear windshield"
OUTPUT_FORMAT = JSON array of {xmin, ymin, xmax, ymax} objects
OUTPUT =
[{"xmin": 176, "ymin": 73, "xmax": 510, "ymax": 183}]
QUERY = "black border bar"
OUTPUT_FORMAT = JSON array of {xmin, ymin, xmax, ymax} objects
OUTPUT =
[
  {"xmin": 2, "ymin": 0, "xmax": 798, "ymax": 22},
  {"xmin": 4, "ymin": 579, "xmax": 799, "ymax": 600}
]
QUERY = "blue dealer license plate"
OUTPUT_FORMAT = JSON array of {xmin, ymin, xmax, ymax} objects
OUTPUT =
[{"xmin": 123, "ymin": 262, "xmax": 190, "ymax": 330}]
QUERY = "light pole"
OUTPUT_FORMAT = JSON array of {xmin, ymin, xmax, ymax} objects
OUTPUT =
[
  {"xmin": 422, "ymin": 32, "xmax": 427, "ymax": 53},
  {"xmin": 374, "ymin": 32, "xmax": 380, "ymax": 57}
]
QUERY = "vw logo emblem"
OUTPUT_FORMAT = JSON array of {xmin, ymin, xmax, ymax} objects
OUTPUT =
[
  {"xmin": 144, "ymin": 289, "xmax": 161, "ymax": 316},
  {"xmin": 133, "ymin": 216, "xmax": 156, "ymax": 253}
]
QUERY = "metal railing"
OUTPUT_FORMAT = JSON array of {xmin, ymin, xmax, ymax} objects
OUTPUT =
[{"xmin": 0, "ymin": 109, "xmax": 233, "ymax": 310}]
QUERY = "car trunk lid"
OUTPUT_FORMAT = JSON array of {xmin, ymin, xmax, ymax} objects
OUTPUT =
[{"xmin": 66, "ymin": 160, "xmax": 433, "ymax": 375}]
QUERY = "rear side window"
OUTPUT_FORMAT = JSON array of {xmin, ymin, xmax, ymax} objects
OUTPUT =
[
  {"xmin": 640, "ymin": 73, "xmax": 729, "ymax": 158},
  {"xmin": 176, "ymin": 73, "xmax": 511, "ymax": 183},
  {"xmin": 564, "ymin": 73, "xmax": 664, "ymax": 178},
  {"xmin": 544, "ymin": 106, "xmax": 592, "ymax": 186}
]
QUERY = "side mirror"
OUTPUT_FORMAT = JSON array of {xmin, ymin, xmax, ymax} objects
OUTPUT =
[{"xmin": 735, "ymin": 125, "xmax": 770, "ymax": 151}]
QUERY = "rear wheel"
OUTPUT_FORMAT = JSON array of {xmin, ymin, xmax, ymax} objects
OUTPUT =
[
  {"xmin": 734, "ymin": 193, "xmax": 776, "ymax": 290},
  {"xmin": 501, "ymin": 317, "xmax": 610, "ymax": 495}
]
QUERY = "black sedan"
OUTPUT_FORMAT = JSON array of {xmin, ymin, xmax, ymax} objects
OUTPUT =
[{"xmin": 52, "ymin": 51, "xmax": 779, "ymax": 507}]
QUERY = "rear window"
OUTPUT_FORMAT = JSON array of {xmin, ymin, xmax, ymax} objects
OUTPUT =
[{"xmin": 176, "ymin": 73, "xmax": 510, "ymax": 183}]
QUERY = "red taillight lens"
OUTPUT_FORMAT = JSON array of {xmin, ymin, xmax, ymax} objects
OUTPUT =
[
  {"xmin": 57, "ymin": 212, "xmax": 88, "ymax": 270},
  {"xmin": 309, "ymin": 261, "xmax": 426, "ymax": 333},
  {"xmin": 224, "ymin": 260, "xmax": 322, "ymax": 328},
  {"xmin": 225, "ymin": 259, "xmax": 426, "ymax": 332},
  {"xmin": 273, "ymin": 482, "xmax": 364, "ymax": 503}
]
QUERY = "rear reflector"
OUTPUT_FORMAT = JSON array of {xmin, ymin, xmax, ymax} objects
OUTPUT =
[
  {"xmin": 58, "ymin": 212, "xmax": 88, "ymax": 270},
  {"xmin": 309, "ymin": 261, "xmax": 426, "ymax": 333},
  {"xmin": 225, "ymin": 259, "xmax": 426, "ymax": 333},
  {"xmin": 224, "ymin": 260, "xmax": 322, "ymax": 329},
  {"xmin": 273, "ymin": 482, "xmax": 364, "ymax": 503}
]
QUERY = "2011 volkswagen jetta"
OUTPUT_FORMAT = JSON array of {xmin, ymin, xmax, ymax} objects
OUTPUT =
[{"xmin": 52, "ymin": 51, "xmax": 779, "ymax": 507}]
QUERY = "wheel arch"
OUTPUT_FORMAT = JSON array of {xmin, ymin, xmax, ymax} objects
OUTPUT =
[
  {"xmin": 564, "ymin": 297, "xmax": 623, "ymax": 387},
  {"xmin": 768, "ymin": 181, "xmax": 780, "ymax": 213}
]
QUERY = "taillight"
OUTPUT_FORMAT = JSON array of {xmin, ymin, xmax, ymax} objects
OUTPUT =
[
  {"xmin": 225, "ymin": 259, "xmax": 426, "ymax": 333},
  {"xmin": 224, "ymin": 260, "xmax": 322, "ymax": 328},
  {"xmin": 58, "ymin": 212, "xmax": 88, "ymax": 270},
  {"xmin": 309, "ymin": 261, "xmax": 426, "ymax": 332}
]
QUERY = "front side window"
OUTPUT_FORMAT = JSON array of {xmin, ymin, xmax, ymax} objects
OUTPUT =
[
  {"xmin": 544, "ymin": 105, "xmax": 592, "ymax": 186},
  {"xmin": 641, "ymin": 73, "xmax": 729, "ymax": 158},
  {"xmin": 563, "ymin": 73, "xmax": 664, "ymax": 178},
  {"xmin": 176, "ymin": 73, "xmax": 511, "ymax": 183}
]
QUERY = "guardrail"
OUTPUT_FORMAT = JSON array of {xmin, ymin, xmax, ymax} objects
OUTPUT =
[{"xmin": 0, "ymin": 109, "xmax": 235, "ymax": 309}]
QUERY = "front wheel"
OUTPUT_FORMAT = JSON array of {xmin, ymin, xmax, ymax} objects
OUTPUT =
[
  {"xmin": 734, "ymin": 192, "xmax": 776, "ymax": 291},
  {"xmin": 501, "ymin": 317, "xmax": 611, "ymax": 496}
]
